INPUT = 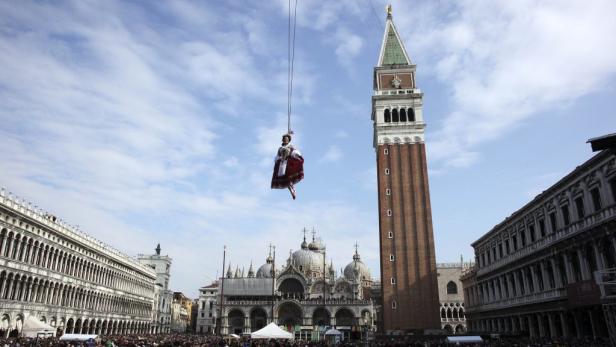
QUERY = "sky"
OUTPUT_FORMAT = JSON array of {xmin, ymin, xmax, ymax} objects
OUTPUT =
[{"xmin": 1, "ymin": 0, "xmax": 616, "ymax": 298}]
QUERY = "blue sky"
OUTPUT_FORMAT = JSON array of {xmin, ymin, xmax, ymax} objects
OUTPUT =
[{"xmin": 1, "ymin": 0, "xmax": 615, "ymax": 297}]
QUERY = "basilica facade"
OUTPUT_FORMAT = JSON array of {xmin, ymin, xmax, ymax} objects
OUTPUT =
[{"xmin": 197, "ymin": 234, "xmax": 375, "ymax": 340}]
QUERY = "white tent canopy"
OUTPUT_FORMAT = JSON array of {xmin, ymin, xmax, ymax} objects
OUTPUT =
[
  {"xmin": 446, "ymin": 336, "xmax": 483, "ymax": 344},
  {"xmin": 59, "ymin": 334, "xmax": 98, "ymax": 341},
  {"xmin": 22, "ymin": 316, "xmax": 55, "ymax": 338},
  {"xmin": 250, "ymin": 323, "xmax": 294, "ymax": 339},
  {"xmin": 324, "ymin": 329, "xmax": 342, "ymax": 336}
]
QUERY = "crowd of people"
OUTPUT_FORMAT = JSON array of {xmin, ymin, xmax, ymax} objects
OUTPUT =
[{"xmin": 0, "ymin": 334, "xmax": 612, "ymax": 347}]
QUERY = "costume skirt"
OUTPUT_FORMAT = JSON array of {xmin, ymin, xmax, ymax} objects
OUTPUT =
[{"xmin": 271, "ymin": 156, "xmax": 304, "ymax": 189}]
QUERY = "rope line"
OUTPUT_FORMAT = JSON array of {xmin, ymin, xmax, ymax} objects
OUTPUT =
[{"xmin": 287, "ymin": 0, "xmax": 298, "ymax": 134}]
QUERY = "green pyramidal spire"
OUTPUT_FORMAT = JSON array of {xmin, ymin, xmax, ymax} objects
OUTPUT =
[{"xmin": 378, "ymin": 12, "xmax": 410, "ymax": 66}]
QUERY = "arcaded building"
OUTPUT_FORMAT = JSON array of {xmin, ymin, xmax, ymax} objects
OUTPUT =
[
  {"xmin": 437, "ymin": 262, "xmax": 472, "ymax": 334},
  {"xmin": 198, "ymin": 234, "xmax": 375, "ymax": 340},
  {"xmin": 461, "ymin": 140, "xmax": 616, "ymax": 339},
  {"xmin": 0, "ymin": 189, "xmax": 157, "ymax": 337},
  {"xmin": 371, "ymin": 8, "xmax": 440, "ymax": 333}
]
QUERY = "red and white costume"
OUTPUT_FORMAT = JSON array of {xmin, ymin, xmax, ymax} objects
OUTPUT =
[{"xmin": 271, "ymin": 144, "xmax": 304, "ymax": 189}]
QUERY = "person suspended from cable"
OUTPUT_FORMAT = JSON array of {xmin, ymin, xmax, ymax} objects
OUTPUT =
[
  {"xmin": 271, "ymin": 133, "xmax": 303, "ymax": 200},
  {"xmin": 271, "ymin": 0, "xmax": 302, "ymax": 199}
]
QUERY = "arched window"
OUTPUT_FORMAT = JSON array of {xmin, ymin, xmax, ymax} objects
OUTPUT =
[
  {"xmin": 408, "ymin": 108, "xmax": 415, "ymax": 122},
  {"xmin": 384, "ymin": 109, "xmax": 391, "ymax": 123},
  {"xmin": 400, "ymin": 108, "xmax": 407, "ymax": 122},
  {"xmin": 447, "ymin": 281, "xmax": 458, "ymax": 294},
  {"xmin": 392, "ymin": 109, "xmax": 399, "ymax": 122}
]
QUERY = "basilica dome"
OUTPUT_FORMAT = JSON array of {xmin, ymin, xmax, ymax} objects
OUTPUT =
[
  {"xmin": 256, "ymin": 254, "xmax": 274, "ymax": 278},
  {"xmin": 292, "ymin": 239, "xmax": 324, "ymax": 274},
  {"xmin": 343, "ymin": 250, "xmax": 371, "ymax": 283}
]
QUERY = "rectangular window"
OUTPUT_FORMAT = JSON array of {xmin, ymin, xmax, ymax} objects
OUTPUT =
[
  {"xmin": 385, "ymin": 168, "xmax": 390, "ymax": 175},
  {"xmin": 549, "ymin": 212, "xmax": 557, "ymax": 233},
  {"xmin": 591, "ymin": 188, "xmax": 602, "ymax": 212},
  {"xmin": 538, "ymin": 219, "xmax": 545, "ymax": 238},
  {"xmin": 520, "ymin": 230, "xmax": 526, "ymax": 247},
  {"xmin": 498, "ymin": 243, "xmax": 503, "ymax": 258},
  {"xmin": 505, "ymin": 240, "xmax": 510, "ymax": 254},
  {"xmin": 529, "ymin": 225, "xmax": 535, "ymax": 243},
  {"xmin": 561, "ymin": 205, "xmax": 570, "ymax": 226},
  {"xmin": 386, "ymin": 188, "xmax": 391, "ymax": 195},
  {"xmin": 574, "ymin": 197, "xmax": 585, "ymax": 220},
  {"xmin": 610, "ymin": 178, "xmax": 616, "ymax": 203},
  {"xmin": 392, "ymin": 300, "xmax": 397, "ymax": 309},
  {"xmin": 387, "ymin": 209, "xmax": 392, "ymax": 216},
  {"xmin": 384, "ymin": 148, "xmax": 389, "ymax": 155},
  {"xmin": 512, "ymin": 235, "xmax": 517, "ymax": 251},
  {"xmin": 390, "ymin": 254, "xmax": 395, "ymax": 261},
  {"xmin": 492, "ymin": 247, "xmax": 497, "ymax": 261},
  {"xmin": 388, "ymin": 231, "xmax": 393, "ymax": 238},
  {"xmin": 391, "ymin": 277, "xmax": 396, "ymax": 284}
]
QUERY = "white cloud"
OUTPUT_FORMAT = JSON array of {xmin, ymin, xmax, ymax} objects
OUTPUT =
[
  {"xmin": 320, "ymin": 145, "xmax": 343, "ymax": 163},
  {"xmin": 393, "ymin": 0, "xmax": 616, "ymax": 168}
]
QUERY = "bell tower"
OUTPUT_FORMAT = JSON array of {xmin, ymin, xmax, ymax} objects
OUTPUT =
[{"xmin": 372, "ymin": 7, "xmax": 440, "ymax": 333}]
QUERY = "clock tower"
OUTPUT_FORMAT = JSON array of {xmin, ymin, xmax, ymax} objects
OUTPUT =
[{"xmin": 372, "ymin": 8, "xmax": 440, "ymax": 333}]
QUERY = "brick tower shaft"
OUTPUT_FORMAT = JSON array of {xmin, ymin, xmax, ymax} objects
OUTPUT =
[{"xmin": 372, "ymin": 8, "xmax": 440, "ymax": 333}]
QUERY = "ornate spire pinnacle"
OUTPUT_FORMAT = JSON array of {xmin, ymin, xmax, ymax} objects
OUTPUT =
[
  {"xmin": 353, "ymin": 242, "xmax": 361, "ymax": 261},
  {"xmin": 377, "ymin": 5, "xmax": 411, "ymax": 67},
  {"xmin": 226, "ymin": 265, "xmax": 232, "ymax": 278},
  {"xmin": 248, "ymin": 261, "xmax": 255, "ymax": 278}
]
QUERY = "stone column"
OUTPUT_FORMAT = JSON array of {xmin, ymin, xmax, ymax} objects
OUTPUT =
[
  {"xmin": 537, "ymin": 314, "xmax": 546, "ymax": 337},
  {"xmin": 551, "ymin": 257, "xmax": 563, "ymax": 288},
  {"xmin": 5, "ymin": 236, "xmax": 14, "ymax": 258},
  {"xmin": 588, "ymin": 309, "xmax": 597, "ymax": 339},
  {"xmin": 521, "ymin": 268, "xmax": 530, "ymax": 294},
  {"xmin": 563, "ymin": 253, "xmax": 575, "ymax": 284},
  {"xmin": 528, "ymin": 315, "xmax": 536, "ymax": 337},
  {"xmin": 540, "ymin": 261, "xmax": 550, "ymax": 290},
  {"xmin": 559, "ymin": 311, "xmax": 569, "ymax": 338},
  {"xmin": 530, "ymin": 264, "xmax": 540, "ymax": 292},
  {"xmin": 577, "ymin": 248, "xmax": 591, "ymax": 281},
  {"xmin": 573, "ymin": 311, "xmax": 582, "ymax": 338},
  {"xmin": 0, "ymin": 234, "xmax": 6, "ymax": 256},
  {"xmin": 547, "ymin": 313, "xmax": 556, "ymax": 337},
  {"xmin": 593, "ymin": 242, "xmax": 605, "ymax": 271}
]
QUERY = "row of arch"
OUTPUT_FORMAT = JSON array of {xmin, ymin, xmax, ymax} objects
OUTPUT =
[
  {"xmin": 225, "ymin": 303, "xmax": 371, "ymax": 335},
  {"xmin": 0, "ymin": 270, "xmax": 151, "ymax": 317},
  {"xmin": 440, "ymin": 306, "xmax": 465, "ymax": 320},
  {"xmin": 384, "ymin": 107, "xmax": 415, "ymax": 123},
  {"xmin": 0, "ymin": 313, "xmax": 151, "ymax": 337},
  {"xmin": 0, "ymin": 228, "xmax": 152, "ymax": 296}
]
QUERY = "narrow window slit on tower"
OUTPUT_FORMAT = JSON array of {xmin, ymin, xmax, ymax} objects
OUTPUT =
[
  {"xmin": 386, "ymin": 189, "xmax": 391, "ymax": 195},
  {"xmin": 391, "ymin": 277, "xmax": 396, "ymax": 284},
  {"xmin": 384, "ymin": 148, "xmax": 389, "ymax": 155},
  {"xmin": 385, "ymin": 168, "xmax": 390, "ymax": 175},
  {"xmin": 390, "ymin": 254, "xmax": 395, "ymax": 261},
  {"xmin": 392, "ymin": 301, "xmax": 397, "ymax": 309},
  {"xmin": 388, "ymin": 231, "xmax": 393, "ymax": 238},
  {"xmin": 387, "ymin": 210, "xmax": 392, "ymax": 216}
]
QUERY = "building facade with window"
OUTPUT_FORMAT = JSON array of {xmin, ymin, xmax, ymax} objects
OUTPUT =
[
  {"xmin": 437, "ymin": 262, "xmax": 473, "ymax": 334},
  {"xmin": 0, "ymin": 189, "xmax": 157, "ymax": 337},
  {"xmin": 137, "ymin": 245, "xmax": 173, "ymax": 333},
  {"xmin": 170, "ymin": 292, "xmax": 192, "ymax": 332},
  {"xmin": 196, "ymin": 281, "xmax": 219, "ymax": 334},
  {"xmin": 461, "ymin": 143, "xmax": 616, "ymax": 339}
]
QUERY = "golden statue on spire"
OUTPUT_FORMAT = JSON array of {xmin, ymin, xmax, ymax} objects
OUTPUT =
[{"xmin": 386, "ymin": 4, "xmax": 392, "ymax": 16}]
